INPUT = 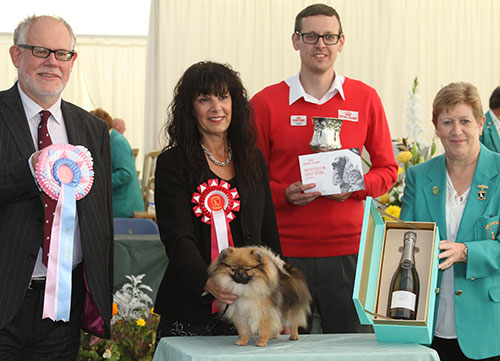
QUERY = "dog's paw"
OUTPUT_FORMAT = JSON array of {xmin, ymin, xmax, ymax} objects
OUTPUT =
[
  {"xmin": 235, "ymin": 338, "xmax": 249, "ymax": 346},
  {"xmin": 289, "ymin": 334, "xmax": 299, "ymax": 341},
  {"xmin": 256, "ymin": 340, "xmax": 268, "ymax": 347}
]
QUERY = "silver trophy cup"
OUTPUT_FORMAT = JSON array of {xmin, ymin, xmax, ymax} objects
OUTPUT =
[{"xmin": 309, "ymin": 117, "xmax": 343, "ymax": 152}]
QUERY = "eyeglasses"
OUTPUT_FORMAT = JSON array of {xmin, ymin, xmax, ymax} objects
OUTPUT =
[
  {"xmin": 17, "ymin": 44, "xmax": 75, "ymax": 61},
  {"xmin": 295, "ymin": 32, "xmax": 342, "ymax": 45}
]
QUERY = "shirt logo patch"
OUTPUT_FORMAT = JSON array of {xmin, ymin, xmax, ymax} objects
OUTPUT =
[
  {"xmin": 291, "ymin": 115, "xmax": 307, "ymax": 126},
  {"xmin": 338, "ymin": 110, "xmax": 359, "ymax": 122}
]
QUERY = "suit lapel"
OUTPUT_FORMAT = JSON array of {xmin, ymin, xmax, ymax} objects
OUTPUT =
[
  {"xmin": 62, "ymin": 100, "xmax": 84, "ymax": 145},
  {"xmin": 456, "ymin": 146, "xmax": 498, "ymax": 241},
  {"xmin": 0, "ymin": 84, "xmax": 36, "ymax": 157},
  {"xmin": 422, "ymin": 155, "xmax": 447, "ymax": 240}
]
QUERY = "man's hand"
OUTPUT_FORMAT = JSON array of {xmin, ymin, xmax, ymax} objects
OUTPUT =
[
  {"xmin": 31, "ymin": 150, "xmax": 42, "ymax": 169},
  {"xmin": 285, "ymin": 181, "xmax": 321, "ymax": 206},
  {"xmin": 324, "ymin": 192, "xmax": 353, "ymax": 202}
]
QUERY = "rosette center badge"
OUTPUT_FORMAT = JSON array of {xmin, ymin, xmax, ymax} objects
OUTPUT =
[{"xmin": 192, "ymin": 179, "xmax": 240, "ymax": 260}]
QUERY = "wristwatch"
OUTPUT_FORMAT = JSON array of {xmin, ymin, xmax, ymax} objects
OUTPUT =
[{"xmin": 463, "ymin": 245, "xmax": 468, "ymax": 262}]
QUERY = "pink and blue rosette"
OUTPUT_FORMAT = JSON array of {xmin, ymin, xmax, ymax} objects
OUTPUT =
[{"xmin": 36, "ymin": 144, "xmax": 94, "ymax": 321}]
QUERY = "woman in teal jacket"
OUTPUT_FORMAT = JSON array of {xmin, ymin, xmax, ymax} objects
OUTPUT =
[
  {"xmin": 401, "ymin": 82, "xmax": 500, "ymax": 361},
  {"xmin": 91, "ymin": 108, "xmax": 144, "ymax": 217}
]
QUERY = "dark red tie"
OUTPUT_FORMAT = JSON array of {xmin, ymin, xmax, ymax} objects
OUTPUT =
[{"xmin": 38, "ymin": 110, "xmax": 56, "ymax": 266}]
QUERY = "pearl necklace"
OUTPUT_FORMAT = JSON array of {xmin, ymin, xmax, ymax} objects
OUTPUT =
[{"xmin": 200, "ymin": 143, "xmax": 233, "ymax": 167}]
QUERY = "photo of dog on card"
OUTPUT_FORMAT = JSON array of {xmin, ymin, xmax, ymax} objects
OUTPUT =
[{"xmin": 208, "ymin": 246, "xmax": 311, "ymax": 347}]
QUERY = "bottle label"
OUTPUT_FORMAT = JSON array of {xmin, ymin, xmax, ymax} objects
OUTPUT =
[{"xmin": 390, "ymin": 291, "xmax": 416, "ymax": 311}]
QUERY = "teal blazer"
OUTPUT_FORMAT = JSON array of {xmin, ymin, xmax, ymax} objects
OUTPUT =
[
  {"xmin": 480, "ymin": 111, "xmax": 500, "ymax": 153},
  {"xmin": 400, "ymin": 145, "xmax": 500, "ymax": 359},
  {"xmin": 110, "ymin": 129, "xmax": 144, "ymax": 217}
]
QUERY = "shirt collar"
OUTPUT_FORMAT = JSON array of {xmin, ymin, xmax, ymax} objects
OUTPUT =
[
  {"xmin": 489, "ymin": 109, "xmax": 500, "ymax": 125},
  {"xmin": 17, "ymin": 82, "xmax": 63, "ymax": 124},
  {"xmin": 285, "ymin": 71, "xmax": 345, "ymax": 105}
]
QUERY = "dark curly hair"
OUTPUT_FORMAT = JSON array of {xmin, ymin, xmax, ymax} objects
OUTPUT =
[{"xmin": 163, "ymin": 61, "xmax": 261, "ymax": 186}]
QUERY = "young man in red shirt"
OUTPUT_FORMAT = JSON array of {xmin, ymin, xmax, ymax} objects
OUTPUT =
[{"xmin": 251, "ymin": 3, "xmax": 397, "ymax": 333}]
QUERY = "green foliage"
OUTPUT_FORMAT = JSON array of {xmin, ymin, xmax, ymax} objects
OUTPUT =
[
  {"xmin": 78, "ymin": 274, "xmax": 159, "ymax": 360},
  {"xmin": 78, "ymin": 310, "xmax": 159, "ymax": 361}
]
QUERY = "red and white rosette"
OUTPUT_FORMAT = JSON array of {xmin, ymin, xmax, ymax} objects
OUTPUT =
[
  {"xmin": 192, "ymin": 179, "xmax": 240, "ymax": 261},
  {"xmin": 36, "ymin": 144, "xmax": 94, "ymax": 321}
]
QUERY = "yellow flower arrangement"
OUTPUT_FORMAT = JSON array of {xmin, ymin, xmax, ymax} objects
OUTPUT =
[
  {"xmin": 379, "ymin": 193, "xmax": 390, "ymax": 205},
  {"xmin": 79, "ymin": 275, "xmax": 159, "ymax": 361},
  {"xmin": 384, "ymin": 205, "xmax": 401, "ymax": 221},
  {"xmin": 396, "ymin": 151, "xmax": 412, "ymax": 163},
  {"xmin": 376, "ymin": 77, "xmax": 436, "ymax": 220}
]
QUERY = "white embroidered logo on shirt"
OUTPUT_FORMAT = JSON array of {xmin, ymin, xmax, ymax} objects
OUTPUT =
[
  {"xmin": 338, "ymin": 110, "xmax": 359, "ymax": 122},
  {"xmin": 290, "ymin": 115, "xmax": 307, "ymax": 126}
]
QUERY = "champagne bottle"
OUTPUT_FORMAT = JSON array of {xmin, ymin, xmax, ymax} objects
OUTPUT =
[{"xmin": 387, "ymin": 231, "xmax": 419, "ymax": 320}]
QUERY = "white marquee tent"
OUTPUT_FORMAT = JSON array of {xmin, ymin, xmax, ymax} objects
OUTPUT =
[{"xmin": 1, "ymin": 0, "xmax": 500, "ymax": 170}]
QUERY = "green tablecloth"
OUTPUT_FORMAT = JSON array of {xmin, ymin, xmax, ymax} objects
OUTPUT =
[
  {"xmin": 114, "ymin": 234, "xmax": 167, "ymax": 302},
  {"xmin": 153, "ymin": 334, "xmax": 440, "ymax": 361}
]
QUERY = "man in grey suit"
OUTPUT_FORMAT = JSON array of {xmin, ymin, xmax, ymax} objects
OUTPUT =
[{"xmin": 0, "ymin": 15, "xmax": 113, "ymax": 360}]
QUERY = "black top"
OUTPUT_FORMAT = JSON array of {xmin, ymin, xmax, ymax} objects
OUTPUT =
[{"xmin": 153, "ymin": 146, "xmax": 281, "ymax": 324}]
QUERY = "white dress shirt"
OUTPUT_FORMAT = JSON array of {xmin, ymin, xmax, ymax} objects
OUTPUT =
[
  {"xmin": 434, "ymin": 171, "xmax": 470, "ymax": 339},
  {"xmin": 285, "ymin": 71, "xmax": 346, "ymax": 105}
]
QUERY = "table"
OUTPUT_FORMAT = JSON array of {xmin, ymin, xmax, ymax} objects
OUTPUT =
[
  {"xmin": 152, "ymin": 334, "xmax": 439, "ymax": 361},
  {"xmin": 133, "ymin": 210, "xmax": 157, "ymax": 222},
  {"xmin": 114, "ymin": 234, "xmax": 167, "ymax": 302}
]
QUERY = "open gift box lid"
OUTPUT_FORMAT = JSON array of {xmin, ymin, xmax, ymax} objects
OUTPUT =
[{"xmin": 353, "ymin": 197, "xmax": 440, "ymax": 344}]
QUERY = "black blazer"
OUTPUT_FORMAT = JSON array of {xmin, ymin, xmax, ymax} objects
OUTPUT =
[
  {"xmin": 0, "ymin": 84, "xmax": 114, "ymax": 338},
  {"xmin": 154, "ymin": 146, "xmax": 281, "ymax": 324}
]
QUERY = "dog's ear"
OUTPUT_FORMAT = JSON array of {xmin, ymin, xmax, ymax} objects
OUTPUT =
[
  {"xmin": 251, "ymin": 249, "xmax": 263, "ymax": 264},
  {"xmin": 219, "ymin": 247, "xmax": 233, "ymax": 261}
]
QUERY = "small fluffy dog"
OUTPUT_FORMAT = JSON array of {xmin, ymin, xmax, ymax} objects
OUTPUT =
[{"xmin": 208, "ymin": 246, "xmax": 311, "ymax": 347}]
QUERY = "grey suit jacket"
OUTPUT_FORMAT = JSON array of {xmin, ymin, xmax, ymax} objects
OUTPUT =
[{"xmin": 0, "ymin": 84, "xmax": 113, "ymax": 338}]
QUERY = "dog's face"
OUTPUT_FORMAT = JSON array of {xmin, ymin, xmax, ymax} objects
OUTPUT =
[
  {"xmin": 208, "ymin": 247, "xmax": 280, "ymax": 297},
  {"xmin": 216, "ymin": 247, "xmax": 264, "ymax": 285}
]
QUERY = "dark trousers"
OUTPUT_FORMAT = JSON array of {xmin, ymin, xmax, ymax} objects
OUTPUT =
[
  {"xmin": 0, "ymin": 266, "xmax": 85, "ymax": 361},
  {"xmin": 431, "ymin": 337, "xmax": 500, "ymax": 361},
  {"xmin": 285, "ymin": 254, "xmax": 373, "ymax": 334}
]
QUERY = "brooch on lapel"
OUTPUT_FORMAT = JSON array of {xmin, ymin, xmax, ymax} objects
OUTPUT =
[
  {"xmin": 432, "ymin": 186, "xmax": 440, "ymax": 196},
  {"xmin": 477, "ymin": 184, "xmax": 488, "ymax": 200}
]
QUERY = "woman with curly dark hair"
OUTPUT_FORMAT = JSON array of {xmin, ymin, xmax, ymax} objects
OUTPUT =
[{"xmin": 154, "ymin": 61, "xmax": 281, "ymax": 338}]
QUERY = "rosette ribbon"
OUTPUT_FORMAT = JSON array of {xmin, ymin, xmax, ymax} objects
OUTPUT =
[
  {"xmin": 36, "ymin": 144, "xmax": 94, "ymax": 321},
  {"xmin": 191, "ymin": 179, "xmax": 240, "ymax": 261}
]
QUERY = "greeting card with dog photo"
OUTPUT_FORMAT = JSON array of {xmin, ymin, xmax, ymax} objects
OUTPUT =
[{"xmin": 299, "ymin": 148, "xmax": 365, "ymax": 195}]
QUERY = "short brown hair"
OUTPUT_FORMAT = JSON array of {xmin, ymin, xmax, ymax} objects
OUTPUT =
[
  {"xmin": 294, "ymin": 4, "xmax": 342, "ymax": 34},
  {"xmin": 432, "ymin": 82, "xmax": 483, "ymax": 126},
  {"xmin": 489, "ymin": 86, "xmax": 500, "ymax": 110},
  {"xmin": 90, "ymin": 108, "xmax": 113, "ymax": 130}
]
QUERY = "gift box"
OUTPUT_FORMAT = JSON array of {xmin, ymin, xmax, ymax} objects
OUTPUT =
[{"xmin": 352, "ymin": 197, "xmax": 440, "ymax": 344}]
